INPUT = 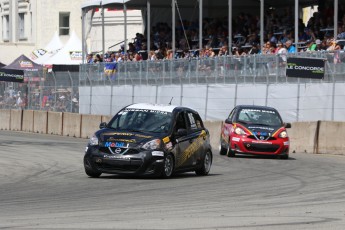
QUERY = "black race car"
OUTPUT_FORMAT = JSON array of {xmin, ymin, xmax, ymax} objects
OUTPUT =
[{"xmin": 84, "ymin": 103, "xmax": 212, "ymax": 178}]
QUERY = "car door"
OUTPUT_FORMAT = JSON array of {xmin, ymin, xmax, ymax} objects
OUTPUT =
[{"xmin": 173, "ymin": 111, "xmax": 197, "ymax": 170}]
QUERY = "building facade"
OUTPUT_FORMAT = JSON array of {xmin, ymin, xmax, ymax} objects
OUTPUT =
[{"xmin": 0, "ymin": 0, "xmax": 143, "ymax": 65}]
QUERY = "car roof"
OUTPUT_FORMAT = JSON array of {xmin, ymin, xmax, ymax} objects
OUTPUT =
[
  {"xmin": 126, "ymin": 103, "xmax": 179, "ymax": 113},
  {"xmin": 235, "ymin": 105, "xmax": 278, "ymax": 111}
]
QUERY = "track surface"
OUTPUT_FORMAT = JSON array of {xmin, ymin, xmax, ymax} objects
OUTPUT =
[{"xmin": 0, "ymin": 131, "xmax": 345, "ymax": 230}]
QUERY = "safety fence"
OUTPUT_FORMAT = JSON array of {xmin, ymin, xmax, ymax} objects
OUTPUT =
[
  {"xmin": 2, "ymin": 51, "xmax": 345, "ymax": 119},
  {"xmin": 79, "ymin": 51, "xmax": 345, "ymax": 87}
]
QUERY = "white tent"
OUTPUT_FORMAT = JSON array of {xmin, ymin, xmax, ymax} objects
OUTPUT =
[
  {"xmin": 31, "ymin": 31, "xmax": 64, "ymax": 64},
  {"xmin": 44, "ymin": 31, "xmax": 82, "ymax": 65}
]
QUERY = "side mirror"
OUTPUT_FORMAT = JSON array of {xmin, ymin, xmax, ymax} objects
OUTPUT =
[
  {"xmin": 177, "ymin": 128, "xmax": 188, "ymax": 137},
  {"xmin": 225, "ymin": 118, "xmax": 232, "ymax": 124},
  {"xmin": 99, "ymin": 122, "xmax": 107, "ymax": 129},
  {"xmin": 284, "ymin": 123, "xmax": 292, "ymax": 128}
]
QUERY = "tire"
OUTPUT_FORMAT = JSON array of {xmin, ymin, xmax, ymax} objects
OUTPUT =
[
  {"xmin": 85, "ymin": 167, "xmax": 102, "ymax": 178},
  {"xmin": 84, "ymin": 157, "xmax": 102, "ymax": 178},
  {"xmin": 219, "ymin": 144, "xmax": 227, "ymax": 155},
  {"xmin": 226, "ymin": 139, "xmax": 235, "ymax": 157},
  {"xmin": 161, "ymin": 154, "xmax": 174, "ymax": 178},
  {"xmin": 195, "ymin": 151, "xmax": 212, "ymax": 176}
]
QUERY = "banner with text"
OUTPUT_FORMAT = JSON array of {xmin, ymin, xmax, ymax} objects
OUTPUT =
[
  {"xmin": 0, "ymin": 68, "xmax": 24, "ymax": 82},
  {"xmin": 286, "ymin": 57, "xmax": 325, "ymax": 79}
]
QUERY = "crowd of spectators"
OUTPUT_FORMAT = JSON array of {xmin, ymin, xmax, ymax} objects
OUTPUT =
[{"xmin": 86, "ymin": 1, "xmax": 345, "ymax": 64}]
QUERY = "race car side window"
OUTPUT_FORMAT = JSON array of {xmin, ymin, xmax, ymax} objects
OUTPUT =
[
  {"xmin": 186, "ymin": 112, "xmax": 204, "ymax": 131},
  {"xmin": 174, "ymin": 112, "xmax": 187, "ymax": 132}
]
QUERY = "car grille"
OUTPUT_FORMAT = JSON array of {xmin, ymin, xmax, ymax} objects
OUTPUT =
[
  {"xmin": 99, "ymin": 147, "xmax": 140, "ymax": 155},
  {"xmin": 247, "ymin": 135, "xmax": 276, "ymax": 141},
  {"xmin": 243, "ymin": 142, "xmax": 280, "ymax": 152},
  {"xmin": 95, "ymin": 158, "xmax": 143, "ymax": 172}
]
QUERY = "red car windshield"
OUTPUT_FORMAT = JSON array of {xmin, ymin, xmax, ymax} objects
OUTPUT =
[{"xmin": 237, "ymin": 108, "xmax": 282, "ymax": 126}]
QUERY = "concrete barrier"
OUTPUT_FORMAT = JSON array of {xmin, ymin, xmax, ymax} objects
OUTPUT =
[
  {"xmin": 318, "ymin": 121, "xmax": 345, "ymax": 155},
  {"xmin": 10, "ymin": 109, "xmax": 22, "ymax": 131},
  {"xmin": 0, "ymin": 110, "xmax": 11, "ymax": 130},
  {"xmin": 22, "ymin": 110, "xmax": 34, "ymax": 132},
  {"xmin": 47, "ymin": 112, "xmax": 63, "ymax": 135},
  {"xmin": 63, "ymin": 113, "xmax": 81, "ymax": 138},
  {"xmin": 288, "ymin": 122, "xmax": 317, "ymax": 154},
  {"xmin": 102, "ymin": 115, "xmax": 112, "ymax": 123},
  {"xmin": 33, "ymin": 111, "xmax": 48, "ymax": 134},
  {"xmin": 204, "ymin": 121, "xmax": 223, "ymax": 153},
  {"xmin": 81, "ymin": 114, "xmax": 102, "ymax": 138}
]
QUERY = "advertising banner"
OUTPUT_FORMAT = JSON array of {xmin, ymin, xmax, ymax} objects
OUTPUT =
[
  {"xmin": 286, "ymin": 57, "xmax": 325, "ymax": 79},
  {"xmin": 0, "ymin": 68, "xmax": 24, "ymax": 82}
]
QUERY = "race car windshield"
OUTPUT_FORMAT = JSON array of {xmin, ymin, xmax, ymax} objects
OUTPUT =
[
  {"xmin": 237, "ymin": 108, "xmax": 282, "ymax": 126},
  {"xmin": 108, "ymin": 109, "xmax": 172, "ymax": 133}
]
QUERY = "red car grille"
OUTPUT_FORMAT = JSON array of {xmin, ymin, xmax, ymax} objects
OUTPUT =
[{"xmin": 243, "ymin": 142, "xmax": 280, "ymax": 152}]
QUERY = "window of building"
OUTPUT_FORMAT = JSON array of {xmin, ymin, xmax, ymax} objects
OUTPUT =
[
  {"xmin": 2, "ymin": 15, "xmax": 9, "ymax": 41},
  {"xmin": 59, "ymin": 12, "xmax": 70, "ymax": 35},
  {"xmin": 18, "ymin": 13, "xmax": 25, "ymax": 39}
]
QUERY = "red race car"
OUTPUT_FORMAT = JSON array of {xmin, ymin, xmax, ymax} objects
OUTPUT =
[{"xmin": 220, "ymin": 105, "xmax": 291, "ymax": 159}]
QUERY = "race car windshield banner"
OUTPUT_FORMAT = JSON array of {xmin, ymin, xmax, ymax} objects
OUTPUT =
[
  {"xmin": 286, "ymin": 57, "xmax": 325, "ymax": 79},
  {"xmin": 0, "ymin": 68, "xmax": 24, "ymax": 82}
]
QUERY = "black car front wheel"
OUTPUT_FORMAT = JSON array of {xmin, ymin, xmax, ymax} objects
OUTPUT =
[
  {"xmin": 161, "ymin": 154, "xmax": 174, "ymax": 178},
  {"xmin": 84, "ymin": 157, "xmax": 102, "ymax": 178},
  {"xmin": 195, "ymin": 151, "xmax": 212, "ymax": 176}
]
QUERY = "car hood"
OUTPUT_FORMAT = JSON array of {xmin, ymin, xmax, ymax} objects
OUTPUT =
[
  {"xmin": 243, "ymin": 124, "xmax": 282, "ymax": 136},
  {"xmin": 96, "ymin": 128, "xmax": 160, "ymax": 147}
]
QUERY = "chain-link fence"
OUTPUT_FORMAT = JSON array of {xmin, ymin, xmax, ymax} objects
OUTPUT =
[
  {"xmin": 0, "ymin": 70, "xmax": 79, "ymax": 113},
  {"xmin": 2, "ymin": 51, "xmax": 345, "ymax": 115}
]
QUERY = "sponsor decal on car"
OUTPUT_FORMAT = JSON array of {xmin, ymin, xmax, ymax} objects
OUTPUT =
[
  {"xmin": 162, "ymin": 136, "xmax": 170, "ymax": 143},
  {"xmin": 103, "ymin": 155, "xmax": 130, "ymax": 160},
  {"xmin": 252, "ymin": 140, "xmax": 272, "ymax": 144},
  {"xmin": 284, "ymin": 141, "xmax": 290, "ymax": 146},
  {"xmin": 177, "ymin": 130, "xmax": 206, "ymax": 167},
  {"xmin": 165, "ymin": 142, "xmax": 173, "ymax": 149},
  {"xmin": 232, "ymin": 137, "xmax": 240, "ymax": 142},
  {"xmin": 152, "ymin": 151, "xmax": 164, "ymax": 157},
  {"xmin": 104, "ymin": 142, "xmax": 129, "ymax": 148}
]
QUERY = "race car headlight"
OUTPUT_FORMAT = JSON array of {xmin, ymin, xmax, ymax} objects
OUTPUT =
[
  {"xmin": 142, "ymin": 139, "xmax": 161, "ymax": 150},
  {"xmin": 235, "ymin": 127, "xmax": 246, "ymax": 135},
  {"xmin": 279, "ymin": 131, "xmax": 288, "ymax": 138},
  {"xmin": 88, "ymin": 134, "xmax": 99, "ymax": 146}
]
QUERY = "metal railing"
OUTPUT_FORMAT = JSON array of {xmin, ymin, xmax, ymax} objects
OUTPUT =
[{"xmin": 79, "ymin": 51, "xmax": 345, "ymax": 86}]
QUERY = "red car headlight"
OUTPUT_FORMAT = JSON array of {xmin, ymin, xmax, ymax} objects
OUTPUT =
[
  {"xmin": 279, "ymin": 131, "xmax": 288, "ymax": 138},
  {"xmin": 235, "ymin": 127, "xmax": 247, "ymax": 135}
]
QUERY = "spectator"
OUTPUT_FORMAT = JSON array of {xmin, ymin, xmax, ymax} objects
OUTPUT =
[
  {"xmin": 285, "ymin": 40, "xmax": 296, "ymax": 53},
  {"xmin": 86, "ymin": 53, "xmax": 94, "ymax": 63}
]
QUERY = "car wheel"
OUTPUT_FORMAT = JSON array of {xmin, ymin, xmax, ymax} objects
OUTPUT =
[
  {"xmin": 219, "ymin": 144, "xmax": 227, "ymax": 155},
  {"xmin": 161, "ymin": 154, "xmax": 174, "ymax": 178},
  {"xmin": 195, "ymin": 151, "xmax": 212, "ymax": 176},
  {"xmin": 84, "ymin": 157, "xmax": 102, "ymax": 178},
  {"xmin": 227, "ymin": 140, "xmax": 235, "ymax": 157}
]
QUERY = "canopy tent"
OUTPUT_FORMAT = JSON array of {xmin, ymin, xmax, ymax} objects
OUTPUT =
[
  {"xmin": 31, "ymin": 31, "xmax": 64, "ymax": 64},
  {"xmin": 4, "ymin": 54, "xmax": 43, "ymax": 72},
  {"xmin": 44, "ymin": 31, "xmax": 82, "ymax": 65}
]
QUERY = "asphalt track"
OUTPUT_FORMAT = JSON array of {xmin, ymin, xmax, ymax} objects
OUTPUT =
[{"xmin": 0, "ymin": 131, "xmax": 345, "ymax": 230}]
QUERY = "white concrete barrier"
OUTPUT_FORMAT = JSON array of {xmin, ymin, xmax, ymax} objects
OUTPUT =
[
  {"xmin": 0, "ymin": 110, "xmax": 11, "ymax": 130},
  {"xmin": 318, "ymin": 121, "xmax": 345, "ymax": 155},
  {"xmin": 102, "ymin": 115, "xmax": 112, "ymax": 123},
  {"xmin": 81, "ymin": 114, "xmax": 102, "ymax": 139},
  {"xmin": 63, "ymin": 113, "xmax": 81, "ymax": 138},
  {"xmin": 22, "ymin": 110, "xmax": 34, "ymax": 132},
  {"xmin": 289, "ymin": 122, "xmax": 317, "ymax": 154},
  {"xmin": 47, "ymin": 112, "xmax": 63, "ymax": 135},
  {"xmin": 10, "ymin": 110, "xmax": 22, "ymax": 131},
  {"xmin": 33, "ymin": 111, "xmax": 48, "ymax": 134},
  {"xmin": 204, "ymin": 121, "xmax": 223, "ymax": 153}
]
